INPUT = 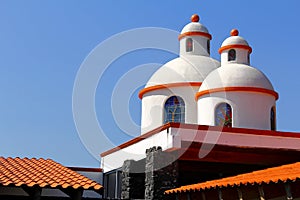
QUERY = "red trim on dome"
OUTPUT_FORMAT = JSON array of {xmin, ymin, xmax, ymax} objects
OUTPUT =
[
  {"xmin": 219, "ymin": 44, "xmax": 252, "ymax": 54},
  {"xmin": 139, "ymin": 82, "xmax": 202, "ymax": 99},
  {"xmin": 178, "ymin": 32, "xmax": 212, "ymax": 40},
  {"xmin": 195, "ymin": 87, "xmax": 279, "ymax": 100}
]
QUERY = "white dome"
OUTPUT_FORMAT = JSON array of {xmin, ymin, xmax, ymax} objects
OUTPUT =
[
  {"xmin": 178, "ymin": 14, "xmax": 212, "ymax": 40},
  {"xmin": 145, "ymin": 55, "xmax": 220, "ymax": 87},
  {"xmin": 219, "ymin": 29, "xmax": 252, "ymax": 54},
  {"xmin": 181, "ymin": 22, "xmax": 209, "ymax": 35},
  {"xmin": 221, "ymin": 35, "xmax": 249, "ymax": 47},
  {"xmin": 199, "ymin": 63, "xmax": 274, "ymax": 91}
]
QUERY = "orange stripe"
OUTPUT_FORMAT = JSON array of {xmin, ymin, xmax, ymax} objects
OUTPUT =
[
  {"xmin": 178, "ymin": 32, "xmax": 212, "ymax": 40},
  {"xmin": 218, "ymin": 44, "xmax": 252, "ymax": 54},
  {"xmin": 139, "ymin": 82, "xmax": 202, "ymax": 99},
  {"xmin": 195, "ymin": 87, "xmax": 279, "ymax": 100}
]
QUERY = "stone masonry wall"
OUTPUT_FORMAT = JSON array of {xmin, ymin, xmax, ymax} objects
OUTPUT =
[
  {"xmin": 145, "ymin": 146, "xmax": 179, "ymax": 200},
  {"xmin": 121, "ymin": 159, "xmax": 145, "ymax": 200}
]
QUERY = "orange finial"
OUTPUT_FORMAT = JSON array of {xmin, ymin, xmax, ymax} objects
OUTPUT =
[
  {"xmin": 191, "ymin": 14, "xmax": 200, "ymax": 22},
  {"xmin": 230, "ymin": 29, "xmax": 239, "ymax": 36}
]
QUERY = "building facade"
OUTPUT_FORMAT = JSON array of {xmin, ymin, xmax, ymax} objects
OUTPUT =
[{"xmin": 100, "ymin": 14, "xmax": 299, "ymax": 200}]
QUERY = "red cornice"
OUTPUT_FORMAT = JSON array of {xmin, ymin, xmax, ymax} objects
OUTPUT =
[{"xmin": 100, "ymin": 123, "xmax": 300, "ymax": 157}]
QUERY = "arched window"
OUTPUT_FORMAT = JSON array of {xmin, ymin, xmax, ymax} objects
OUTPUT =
[
  {"xmin": 215, "ymin": 103, "xmax": 232, "ymax": 127},
  {"xmin": 228, "ymin": 49, "xmax": 236, "ymax": 61},
  {"xmin": 247, "ymin": 52, "xmax": 250, "ymax": 64},
  {"xmin": 186, "ymin": 38, "xmax": 193, "ymax": 52},
  {"xmin": 207, "ymin": 40, "xmax": 210, "ymax": 54},
  {"xmin": 271, "ymin": 107, "xmax": 276, "ymax": 131},
  {"xmin": 164, "ymin": 96, "xmax": 185, "ymax": 123}
]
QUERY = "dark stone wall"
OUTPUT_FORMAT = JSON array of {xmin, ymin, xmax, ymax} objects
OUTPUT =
[
  {"xmin": 144, "ymin": 147, "xmax": 178, "ymax": 200},
  {"xmin": 120, "ymin": 147, "xmax": 179, "ymax": 200},
  {"xmin": 121, "ymin": 159, "xmax": 145, "ymax": 200}
]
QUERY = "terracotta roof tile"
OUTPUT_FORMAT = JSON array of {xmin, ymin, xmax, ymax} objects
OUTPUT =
[
  {"xmin": 165, "ymin": 162, "xmax": 300, "ymax": 194},
  {"xmin": 0, "ymin": 157, "xmax": 103, "ymax": 193}
]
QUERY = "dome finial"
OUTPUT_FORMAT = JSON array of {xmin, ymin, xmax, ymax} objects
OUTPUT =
[
  {"xmin": 191, "ymin": 14, "xmax": 200, "ymax": 22},
  {"xmin": 230, "ymin": 29, "xmax": 239, "ymax": 36}
]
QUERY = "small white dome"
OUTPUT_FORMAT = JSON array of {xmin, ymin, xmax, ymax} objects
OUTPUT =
[
  {"xmin": 145, "ymin": 55, "xmax": 220, "ymax": 88},
  {"xmin": 219, "ymin": 29, "xmax": 252, "ymax": 54},
  {"xmin": 199, "ymin": 63, "xmax": 274, "ymax": 91},
  {"xmin": 178, "ymin": 14, "xmax": 212, "ymax": 40},
  {"xmin": 221, "ymin": 35, "xmax": 249, "ymax": 47},
  {"xmin": 180, "ymin": 22, "xmax": 209, "ymax": 35}
]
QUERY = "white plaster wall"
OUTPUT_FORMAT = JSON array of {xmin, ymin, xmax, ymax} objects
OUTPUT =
[
  {"xmin": 180, "ymin": 37, "xmax": 210, "ymax": 57},
  {"xmin": 101, "ymin": 129, "xmax": 173, "ymax": 172},
  {"xmin": 197, "ymin": 92, "xmax": 276, "ymax": 130},
  {"xmin": 221, "ymin": 49, "xmax": 249, "ymax": 65},
  {"xmin": 101, "ymin": 125, "xmax": 300, "ymax": 172},
  {"xmin": 141, "ymin": 86, "xmax": 199, "ymax": 134}
]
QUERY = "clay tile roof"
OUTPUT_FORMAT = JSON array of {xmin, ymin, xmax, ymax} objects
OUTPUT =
[
  {"xmin": 165, "ymin": 162, "xmax": 300, "ymax": 194},
  {"xmin": 0, "ymin": 157, "xmax": 103, "ymax": 193}
]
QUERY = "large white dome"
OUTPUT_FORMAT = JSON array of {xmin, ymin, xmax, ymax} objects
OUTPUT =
[
  {"xmin": 145, "ymin": 55, "xmax": 220, "ymax": 88},
  {"xmin": 199, "ymin": 63, "xmax": 274, "ymax": 91}
]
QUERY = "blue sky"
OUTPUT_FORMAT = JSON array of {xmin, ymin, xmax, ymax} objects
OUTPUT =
[{"xmin": 0, "ymin": 1, "xmax": 300, "ymax": 167}]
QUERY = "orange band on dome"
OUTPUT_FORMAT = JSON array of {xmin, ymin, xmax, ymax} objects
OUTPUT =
[
  {"xmin": 178, "ymin": 32, "xmax": 212, "ymax": 40},
  {"xmin": 139, "ymin": 82, "xmax": 202, "ymax": 99},
  {"xmin": 195, "ymin": 87, "xmax": 279, "ymax": 100},
  {"xmin": 218, "ymin": 44, "xmax": 252, "ymax": 54}
]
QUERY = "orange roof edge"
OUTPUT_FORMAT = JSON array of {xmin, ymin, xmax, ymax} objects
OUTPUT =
[{"xmin": 165, "ymin": 162, "xmax": 300, "ymax": 195}]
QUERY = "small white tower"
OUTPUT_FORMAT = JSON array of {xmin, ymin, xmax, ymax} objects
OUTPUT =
[
  {"xmin": 179, "ymin": 14, "xmax": 212, "ymax": 57},
  {"xmin": 196, "ymin": 29, "xmax": 278, "ymax": 130},
  {"xmin": 139, "ymin": 14, "xmax": 220, "ymax": 134}
]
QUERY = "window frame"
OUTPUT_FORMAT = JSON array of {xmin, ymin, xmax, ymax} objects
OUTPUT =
[
  {"xmin": 186, "ymin": 38, "xmax": 193, "ymax": 52},
  {"xmin": 271, "ymin": 107, "xmax": 276, "ymax": 131},
  {"xmin": 247, "ymin": 52, "xmax": 250, "ymax": 64},
  {"xmin": 164, "ymin": 96, "xmax": 185, "ymax": 124},
  {"xmin": 207, "ymin": 40, "xmax": 210, "ymax": 55},
  {"xmin": 215, "ymin": 103, "xmax": 232, "ymax": 127},
  {"xmin": 228, "ymin": 49, "xmax": 236, "ymax": 61}
]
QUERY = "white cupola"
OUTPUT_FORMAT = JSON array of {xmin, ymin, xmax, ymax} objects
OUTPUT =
[
  {"xmin": 179, "ymin": 14, "xmax": 212, "ymax": 57},
  {"xmin": 219, "ymin": 29, "xmax": 252, "ymax": 65},
  {"xmin": 196, "ymin": 29, "xmax": 278, "ymax": 131},
  {"xmin": 139, "ymin": 14, "xmax": 220, "ymax": 134}
]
